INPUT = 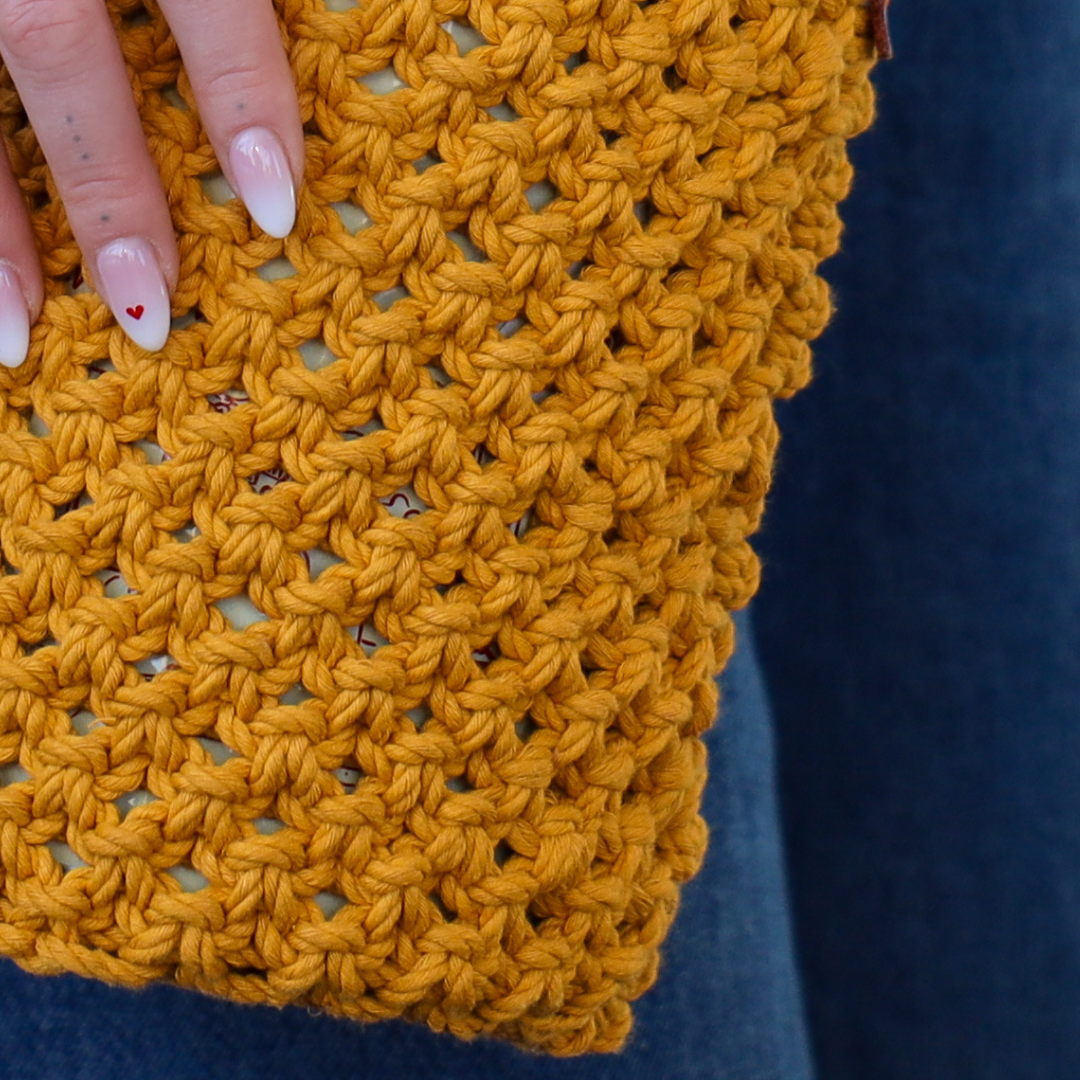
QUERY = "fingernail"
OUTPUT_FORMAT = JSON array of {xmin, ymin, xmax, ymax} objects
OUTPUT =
[
  {"xmin": 229, "ymin": 127, "xmax": 297, "ymax": 239},
  {"xmin": 0, "ymin": 263, "xmax": 30, "ymax": 368},
  {"xmin": 95, "ymin": 238, "xmax": 170, "ymax": 352}
]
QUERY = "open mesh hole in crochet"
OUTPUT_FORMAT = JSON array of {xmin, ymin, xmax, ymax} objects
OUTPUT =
[
  {"xmin": 486, "ymin": 101, "xmax": 517, "ymax": 123},
  {"xmin": 429, "ymin": 891, "xmax": 457, "ymax": 923},
  {"xmin": 299, "ymin": 338, "xmax": 337, "ymax": 371},
  {"xmin": 70, "ymin": 710, "xmax": 101, "ymax": 735},
  {"xmin": 250, "ymin": 465, "xmax": 291, "ymax": 494},
  {"xmin": 171, "ymin": 307, "xmax": 204, "ymax": 331},
  {"xmin": 172, "ymin": 521, "xmax": 198, "ymax": 543},
  {"xmin": 87, "ymin": 359, "xmax": 115, "ymax": 380},
  {"xmin": 565, "ymin": 51, "xmax": 587, "ymax": 73},
  {"xmin": 357, "ymin": 64, "xmax": 406, "ymax": 96},
  {"xmin": 447, "ymin": 229, "xmax": 483, "ymax": 263},
  {"xmin": 200, "ymin": 171, "xmax": 234, "ymax": 207},
  {"xmin": 47, "ymin": 841, "xmax": 89, "ymax": 872},
  {"xmin": 167, "ymin": 864, "xmax": 210, "ymax": 891},
  {"xmin": 196, "ymin": 737, "xmax": 237, "ymax": 765},
  {"xmin": 255, "ymin": 256, "xmax": 297, "ymax": 283},
  {"xmin": 134, "ymin": 654, "xmax": 180, "ymax": 678},
  {"xmin": 215, "ymin": 592, "xmax": 267, "ymax": 631},
  {"xmin": 372, "ymin": 285, "xmax": 409, "ymax": 311},
  {"xmin": 121, "ymin": 5, "xmax": 152, "ymax": 28},
  {"xmin": 302, "ymin": 547, "xmax": 345, "ymax": 578},
  {"xmin": 423, "ymin": 361, "xmax": 453, "ymax": 387},
  {"xmin": 494, "ymin": 839, "xmax": 513, "ymax": 868},
  {"xmin": 161, "ymin": 83, "xmax": 188, "ymax": 112},
  {"xmin": 206, "ymin": 387, "xmax": 250, "ymax": 414},
  {"xmin": 115, "ymin": 788, "xmax": 157, "ymax": 817},
  {"xmin": 516, "ymin": 715, "xmax": 540, "ymax": 742},
  {"xmin": 445, "ymin": 774, "xmax": 474, "ymax": 794},
  {"xmin": 54, "ymin": 495, "xmax": 82, "ymax": 519},
  {"xmin": 334, "ymin": 763, "xmax": 363, "ymax": 794},
  {"xmin": 663, "ymin": 67, "xmax": 687, "ymax": 92},
  {"xmin": 409, "ymin": 705, "xmax": 432, "ymax": 730},
  {"xmin": 0, "ymin": 759, "xmax": 29, "ymax": 785},
  {"xmin": 281, "ymin": 685, "xmax": 314, "ymax": 706},
  {"xmin": 67, "ymin": 267, "xmax": 90, "ymax": 294},
  {"xmin": 526, "ymin": 181, "xmax": 557, "ymax": 211},
  {"xmin": 410, "ymin": 151, "xmax": 440, "ymax": 173},
  {"xmin": 134, "ymin": 435, "xmax": 170, "ymax": 465},
  {"xmin": 331, "ymin": 201, "xmax": 371, "ymax": 236},
  {"xmin": 316, "ymin": 892, "xmax": 347, "ymax": 918},
  {"xmin": 95, "ymin": 565, "xmax": 133, "ymax": 599},
  {"xmin": 473, "ymin": 642, "xmax": 500, "ymax": 667}
]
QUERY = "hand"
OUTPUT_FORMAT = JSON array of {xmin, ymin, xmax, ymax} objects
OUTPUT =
[{"xmin": 0, "ymin": 0, "xmax": 304, "ymax": 366}]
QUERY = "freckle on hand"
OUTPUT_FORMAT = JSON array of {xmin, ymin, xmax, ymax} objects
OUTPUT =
[{"xmin": 81, "ymin": 153, "xmax": 90, "ymax": 161}]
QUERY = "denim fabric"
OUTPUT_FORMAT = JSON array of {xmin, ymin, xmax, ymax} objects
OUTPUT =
[
  {"xmin": 0, "ymin": 608, "xmax": 814, "ymax": 1080},
  {"xmin": 752, "ymin": 2, "xmax": 1080, "ymax": 1078}
]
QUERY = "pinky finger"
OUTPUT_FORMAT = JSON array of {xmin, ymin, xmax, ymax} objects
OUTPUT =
[{"xmin": 0, "ymin": 142, "xmax": 42, "ymax": 368}]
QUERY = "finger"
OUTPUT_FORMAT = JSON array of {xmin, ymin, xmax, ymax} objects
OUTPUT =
[
  {"xmin": 0, "ymin": 136, "xmax": 42, "ymax": 367},
  {"xmin": 0, "ymin": 0, "xmax": 178, "ymax": 352},
  {"xmin": 158, "ymin": 0, "xmax": 302, "ymax": 239}
]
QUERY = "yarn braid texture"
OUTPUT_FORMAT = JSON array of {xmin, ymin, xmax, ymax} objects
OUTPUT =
[{"xmin": 0, "ymin": 0, "xmax": 876, "ymax": 1056}]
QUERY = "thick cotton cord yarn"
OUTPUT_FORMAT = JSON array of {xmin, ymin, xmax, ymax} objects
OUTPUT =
[{"xmin": 0, "ymin": 0, "xmax": 876, "ymax": 1056}]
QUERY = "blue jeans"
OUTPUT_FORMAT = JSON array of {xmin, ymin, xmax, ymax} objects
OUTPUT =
[
  {"xmin": 753, "ymin": 1, "xmax": 1080, "ymax": 1077},
  {"xmin": 3, "ymin": 2, "xmax": 1080, "ymax": 1076},
  {"xmin": 0, "ymin": 608, "xmax": 813, "ymax": 1080}
]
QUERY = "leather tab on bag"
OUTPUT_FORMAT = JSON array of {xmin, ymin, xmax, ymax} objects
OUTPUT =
[{"xmin": 870, "ymin": 0, "xmax": 895, "ymax": 59}]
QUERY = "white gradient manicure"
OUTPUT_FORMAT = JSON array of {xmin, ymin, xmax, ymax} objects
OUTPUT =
[
  {"xmin": 95, "ymin": 238, "xmax": 171, "ymax": 352},
  {"xmin": 229, "ymin": 127, "xmax": 296, "ymax": 239},
  {"xmin": 0, "ymin": 263, "xmax": 30, "ymax": 368}
]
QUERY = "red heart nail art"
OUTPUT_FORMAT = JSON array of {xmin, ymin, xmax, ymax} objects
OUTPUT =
[{"xmin": 126, "ymin": 305, "xmax": 144, "ymax": 320}]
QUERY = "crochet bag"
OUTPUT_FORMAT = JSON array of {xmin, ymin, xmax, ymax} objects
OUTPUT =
[{"xmin": 0, "ymin": 0, "xmax": 878, "ymax": 1057}]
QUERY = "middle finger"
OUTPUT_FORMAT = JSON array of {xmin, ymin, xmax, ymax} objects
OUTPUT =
[
  {"xmin": 157, "ymin": 0, "xmax": 303, "ymax": 240},
  {"xmin": 0, "ymin": 0, "xmax": 179, "ymax": 351}
]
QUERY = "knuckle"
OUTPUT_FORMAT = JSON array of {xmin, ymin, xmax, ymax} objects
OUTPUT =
[
  {"xmin": 199, "ymin": 61, "xmax": 267, "ymax": 107},
  {"xmin": 61, "ymin": 171, "xmax": 141, "ymax": 217},
  {"xmin": 0, "ymin": 0, "xmax": 93, "ymax": 65}
]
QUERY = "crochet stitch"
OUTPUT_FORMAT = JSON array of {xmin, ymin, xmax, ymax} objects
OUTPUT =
[{"xmin": 0, "ymin": 0, "xmax": 876, "ymax": 1056}]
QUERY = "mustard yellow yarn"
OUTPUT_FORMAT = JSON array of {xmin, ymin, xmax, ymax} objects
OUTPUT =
[{"xmin": 0, "ymin": 0, "xmax": 876, "ymax": 1056}]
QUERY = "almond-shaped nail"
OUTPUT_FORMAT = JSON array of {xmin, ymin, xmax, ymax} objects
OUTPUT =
[
  {"xmin": 95, "ymin": 238, "xmax": 170, "ymax": 352},
  {"xmin": 0, "ymin": 263, "xmax": 30, "ymax": 368},
  {"xmin": 229, "ymin": 127, "xmax": 296, "ymax": 239}
]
